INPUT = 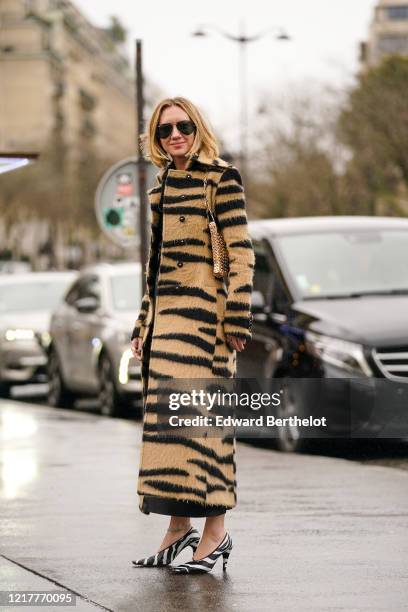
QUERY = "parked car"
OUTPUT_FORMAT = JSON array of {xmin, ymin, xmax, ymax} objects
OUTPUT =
[
  {"xmin": 238, "ymin": 215, "xmax": 408, "ymax": 452},
  {"xmin": 46, "ymin": 262, "xmax": 143, "ymax": 417},
  {"xmin": 0, "ymin": 271, "xmax": 78, "ymax": 397}
]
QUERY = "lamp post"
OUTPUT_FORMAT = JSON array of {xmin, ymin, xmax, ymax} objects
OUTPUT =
[
  {"xmin": 135, "ymin": 39, "xmax": 149, "ymax": 297},
  {"xmin": 192, "ymin": 23, "xmax": 291, "ymax": 198}
]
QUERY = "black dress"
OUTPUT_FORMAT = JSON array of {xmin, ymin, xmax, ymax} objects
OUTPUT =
[{"xmin": 139, "ymin": 167, "xmax": 226, "ymax": 517}]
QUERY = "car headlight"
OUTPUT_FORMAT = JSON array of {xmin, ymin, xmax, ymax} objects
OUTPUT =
[
  {"xmin": 40, "ymin": 331, "xmax": 51, "ymax": 349},
  {"xmin": 305, "ymin": 331, "xmax": 372, "ymax": 377},
  {"xmin": 4, "ymin": 329, "xmax": 35, "ymax": 341}
]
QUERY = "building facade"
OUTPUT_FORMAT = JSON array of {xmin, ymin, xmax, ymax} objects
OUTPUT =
[
  {"xmin": 362, "ymin": 0, "xmax": 408, "ymax": 67},
  {"xmin": 0, "ymin": 0, "xmax": 136, "ymax": 162}
]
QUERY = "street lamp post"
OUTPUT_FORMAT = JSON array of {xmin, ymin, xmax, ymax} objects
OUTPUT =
[
  {"xmin": 135, "ymin": 39, "xmax": 149, "ymax": 297},
  {"xmin": 193, "ymin": 23, "xmax": 290, "ymax": 199}
]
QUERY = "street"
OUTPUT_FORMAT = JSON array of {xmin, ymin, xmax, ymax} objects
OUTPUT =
[{"xmin": 1, "ymin": 396, "xmax": 407, "ymax": 612}]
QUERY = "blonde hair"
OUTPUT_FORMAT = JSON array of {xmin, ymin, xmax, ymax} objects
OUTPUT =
[{"xmin": 141, "ymin": 96, "xmax": 220, "ymax": 168}]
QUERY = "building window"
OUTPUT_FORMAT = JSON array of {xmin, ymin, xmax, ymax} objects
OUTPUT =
[
  {"xmin": 79, "ymin": 89, "xmax": 96, "ymax": 112},
  {"xmin": 80, "ymin": 118, "xmax": 96, "ymax": 138},
  {"xmin": 378, "ymin": 35, "xmax": 408, "ymax": 54},
  {"xmin": 386, "ymin": 5, "xmax": 408, "ymax": 20}
]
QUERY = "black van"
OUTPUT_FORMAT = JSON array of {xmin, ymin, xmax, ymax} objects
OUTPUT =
[{"xmin": 237, "ymin": 216, "xmax": 408, "ymax": 452}]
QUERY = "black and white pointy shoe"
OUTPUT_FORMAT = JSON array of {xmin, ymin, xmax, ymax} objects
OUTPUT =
[
  {"xmin": 170, "ymin": 532, "xmax": 233, "ymax": 574},
  {"xmin": 131, "ymin": 526, "xmax": 200, "ymax": 568}
]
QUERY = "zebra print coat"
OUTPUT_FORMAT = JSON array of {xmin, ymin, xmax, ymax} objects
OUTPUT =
[{"xmin": 133, "ymin": 148, "xmax": 255, "ymax": 510}]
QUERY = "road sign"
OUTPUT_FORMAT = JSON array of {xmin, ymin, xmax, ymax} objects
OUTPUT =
[{"xmin": 95, "ymin": 157, "xmax": 157, "ymax": 248}]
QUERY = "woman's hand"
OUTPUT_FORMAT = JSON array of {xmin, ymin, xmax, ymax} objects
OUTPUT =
[
  {"xmin": 226, "ymin": 334, "xmax": 246, "ymax": 352},
  {"xmin": 131, "ymin": 337, "xmax": 143, "ymax": 360}
]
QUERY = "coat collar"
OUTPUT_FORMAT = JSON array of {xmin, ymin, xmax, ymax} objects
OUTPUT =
[{"xmin": 156, "ymin": 149, "xmax": 231, "ymax": 183}]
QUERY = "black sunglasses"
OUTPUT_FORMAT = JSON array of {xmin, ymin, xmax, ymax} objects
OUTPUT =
[{"xmin": 156, "ymin": 120, "xmax": 196, "ymax": 140}]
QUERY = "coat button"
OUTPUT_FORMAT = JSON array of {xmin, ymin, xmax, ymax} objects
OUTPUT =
[
  {"xmin": 179, "ymin": 239, "xmax": 186, "ymax": 245},
  {"xmin": 180, "ymin": 194, "xmax": 186, "ymax": 199},
  {"xmin": 179, "ymin": 215, "xmax": 185, "ymax": 222},
  {"xmin": 177, "ymin": 261, "xmax": 184, "ymax": 268},
  {"xmin": 186, "ymin": 174, "xmax": 192, "ymax": 179}
]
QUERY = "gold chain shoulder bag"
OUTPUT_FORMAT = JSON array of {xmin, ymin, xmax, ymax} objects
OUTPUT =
[{"xmin": 203, "ymin": 174, "xmax": 229, "ymax": 279}]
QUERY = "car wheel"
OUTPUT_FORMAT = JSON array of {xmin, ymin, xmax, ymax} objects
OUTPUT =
[
  {"xmin": 273, "ymin": 377, "xmax": 309, "ymax": 453},
  {"xmin": 47, "ymin": 348, "xmax": 76, "ymax": 409},
  {"xmin": 98, "ymin": 353, "xmax": 127, "ymax": 418}
]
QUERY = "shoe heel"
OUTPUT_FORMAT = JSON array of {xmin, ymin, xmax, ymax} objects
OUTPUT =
[
  {"xmin": 222, "ymin": 551, "xmax": 231, "ymax": 571},
  {"xmin": 190, "ymin": 538, "xmax": 200, "ymax": 552}
]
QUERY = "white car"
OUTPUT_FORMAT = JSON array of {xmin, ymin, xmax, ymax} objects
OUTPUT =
[{"xmin": 0, "ymin": 271, "xmax": 78, "ymax": 397}]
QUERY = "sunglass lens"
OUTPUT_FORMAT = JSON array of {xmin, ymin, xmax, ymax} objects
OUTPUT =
[
  {"xmin": 157, "ymin": 123, "xmax": 172, "ymax": 139},
  {"xmin": 177, "ymin": 121, "xmax": 196, "ymax": 135}
]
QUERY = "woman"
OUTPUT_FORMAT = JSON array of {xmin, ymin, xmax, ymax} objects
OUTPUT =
[{"xmin": 130, "ymin": 97, "xmax": 255, "ymax": 574}]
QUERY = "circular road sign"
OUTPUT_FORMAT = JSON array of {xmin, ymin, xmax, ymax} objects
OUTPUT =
[{"xmin": 95, "ymin": 157, "xmax": 156, "ymax": 248}]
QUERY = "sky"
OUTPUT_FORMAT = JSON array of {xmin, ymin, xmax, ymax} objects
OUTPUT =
[{"xmin": 74, "ymin": 0, "xmax": 377, "ymax": 152}]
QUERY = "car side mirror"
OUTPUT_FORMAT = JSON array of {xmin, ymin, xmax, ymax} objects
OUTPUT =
[
  {"xmin": 74, "ymin": 296, "xmax": 100, "ymax": 313},
  {"xmin": 251, "ymin": 290, "xmax": 266, "ymax": 314}
]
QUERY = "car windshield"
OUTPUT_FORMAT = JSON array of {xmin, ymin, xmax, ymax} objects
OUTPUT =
[
  {"xmin": 276, "ymin": 229, "xmax": 408, "ymax": 299},
  {"xmin": 110, "ymin": 274, "xmax": 141, "ymax": 311},
  {"xmin": 0, "ymin": 279, "xmax": 72, "ymax": 312}
]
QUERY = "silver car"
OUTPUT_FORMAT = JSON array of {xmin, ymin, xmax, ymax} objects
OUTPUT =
[
  {"xmin": 0, "ymin": 271, "xmax": 78, "ymax": 397},
  {"xmin": 47, "ymin": 262, "xmax": 143, "ymax": 417}
]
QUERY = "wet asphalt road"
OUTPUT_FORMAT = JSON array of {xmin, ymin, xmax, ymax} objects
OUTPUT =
[{"xmin": 1, "ymin": 396, "xmax": 407, "ymax": 612}]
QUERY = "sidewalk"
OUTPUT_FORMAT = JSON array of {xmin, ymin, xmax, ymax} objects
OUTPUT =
[{"xmin": 1, "ymin": 399, "xmax": 407, "ymax": 612}]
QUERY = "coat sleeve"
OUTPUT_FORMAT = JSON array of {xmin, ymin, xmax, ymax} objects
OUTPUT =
[
  {"xmin": 214, "ymin": 166, "xmax": 255, "ymax": 341},
  {"xmin": 131, "ymin": 292, "xmax": 150, "ymax": 340},
  {"xmin": 130, "ymin": 191, "xmax": 161, "ymax": 341}
]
